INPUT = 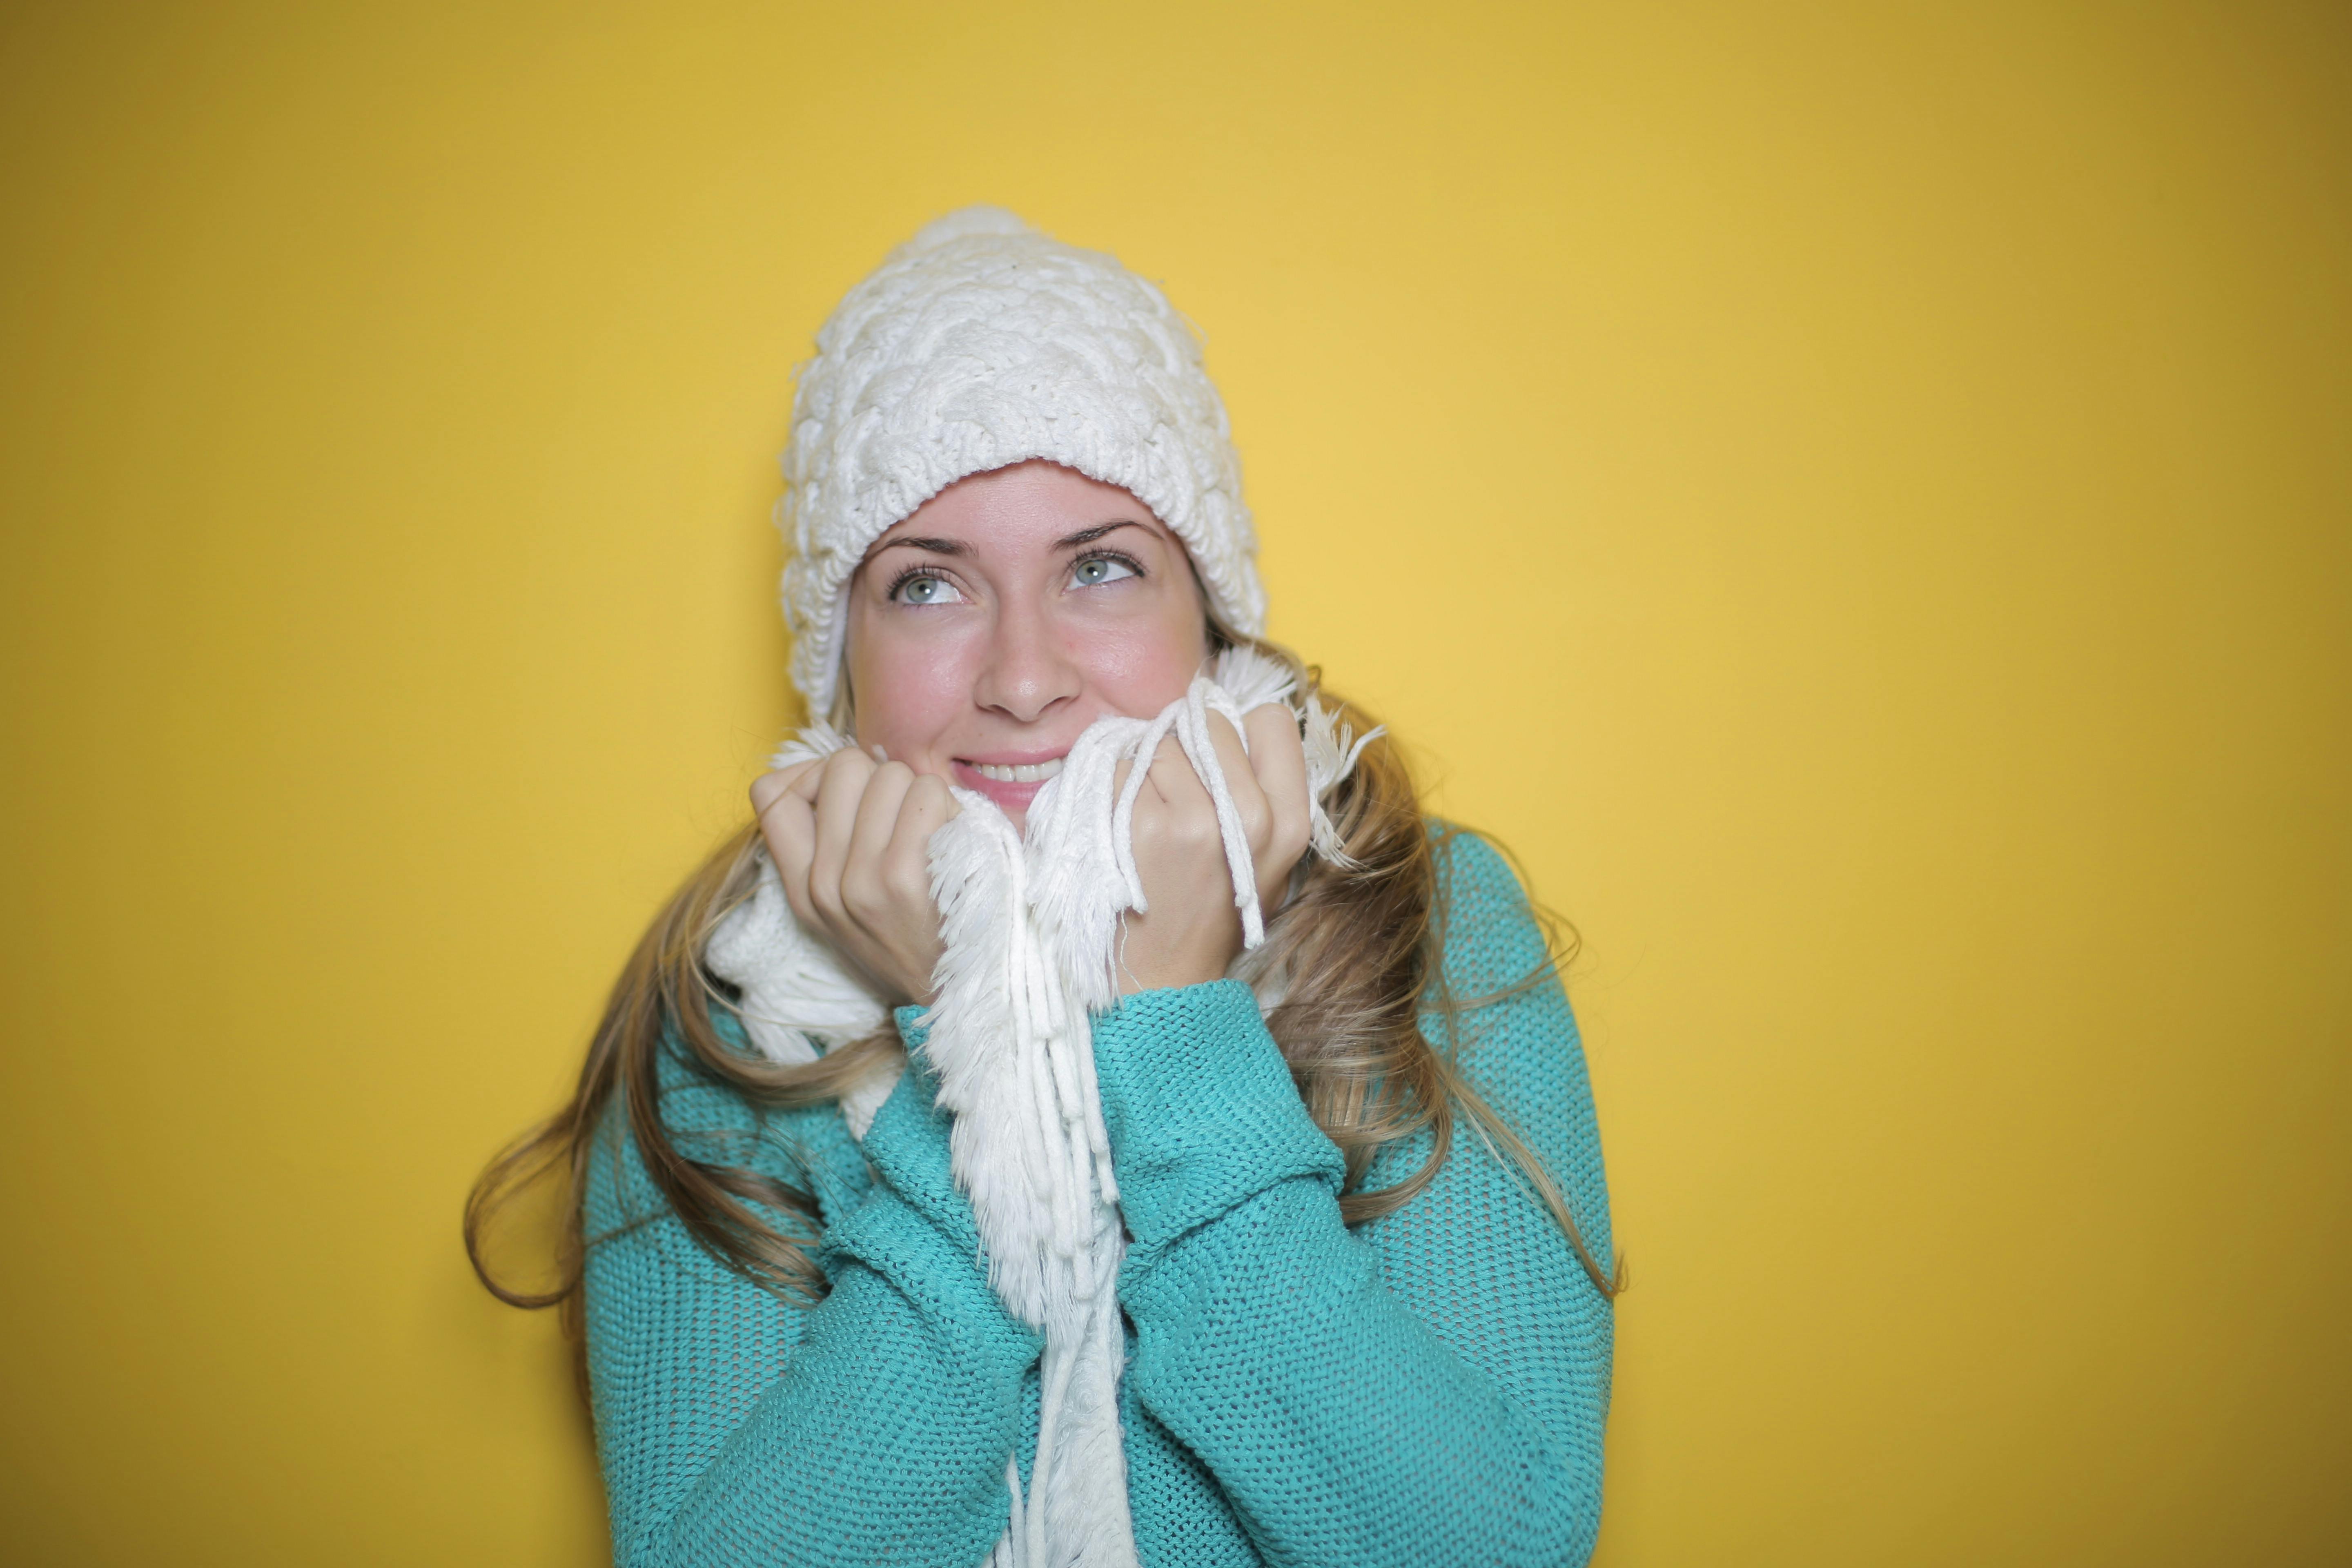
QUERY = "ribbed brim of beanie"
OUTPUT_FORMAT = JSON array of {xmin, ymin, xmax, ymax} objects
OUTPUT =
[{"xmin": 777, "ymin": 207, "xmax": 1266, "ymax": 714}]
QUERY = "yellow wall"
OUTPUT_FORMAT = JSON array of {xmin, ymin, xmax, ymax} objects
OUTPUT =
[{"xmin": 3, "ymin": 2, "xmax": 2345, "ymax": 1562}]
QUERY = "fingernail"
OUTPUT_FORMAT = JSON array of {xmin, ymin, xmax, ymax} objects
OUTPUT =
[{"xmin": 872, "ymin": 744, "xmax": 889, "ymax": 762}]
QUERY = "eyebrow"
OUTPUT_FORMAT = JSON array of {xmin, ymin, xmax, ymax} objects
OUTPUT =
[
  {"xmin": 870, "ymin": 535, "xmax": 966, "ymax": 557},
  {"xmin": 1053, "ymin": 521, "xmax": 1144, "ymax": 550},
  {"xmin": 869, "ymin": 520, "xmax": 1145, "ymax": 558}
]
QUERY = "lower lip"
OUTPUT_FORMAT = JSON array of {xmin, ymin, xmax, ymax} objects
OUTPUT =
[{"xmin": 951, "ymin": 760, "xmax": 1058, "ymax": 815}]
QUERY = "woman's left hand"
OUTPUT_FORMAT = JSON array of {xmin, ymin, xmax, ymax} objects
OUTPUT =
[{"xmin": 1112, "ymin": 706, "xmax": 1313, "ymax": 995}]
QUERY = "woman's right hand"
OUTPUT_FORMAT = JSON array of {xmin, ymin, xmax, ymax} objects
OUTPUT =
[{"xmin": 751, "ymin": 748, "xmax": 959, "ymax": 1007}]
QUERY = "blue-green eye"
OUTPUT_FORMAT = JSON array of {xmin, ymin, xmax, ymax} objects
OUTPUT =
[
  {"xmin": 890, "ymin": 572, "xmax": 962, "ymax": 606},
  {"xmin": 1071, "ymin": 555, "xmax": 1140, "ymax": 588}
]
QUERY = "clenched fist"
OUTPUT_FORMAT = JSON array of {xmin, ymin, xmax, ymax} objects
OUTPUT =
[
  {"xmin": 1111, "ymin": 707, "xmax": 1312, "ymax": 995},
  {"xmin": 751, "ymin": 748, "xmax": 959, "ymax": 1007}
]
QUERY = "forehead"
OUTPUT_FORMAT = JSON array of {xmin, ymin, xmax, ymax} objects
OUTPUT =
[{"xmin": 869, "ymin": 460, "xmax": 1172, "ymax": 555}]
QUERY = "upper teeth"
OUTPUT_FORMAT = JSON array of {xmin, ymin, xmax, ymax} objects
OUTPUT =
[{"xmin": 973, "ymin": 758, "xmax": 1065, "ymax": 784}]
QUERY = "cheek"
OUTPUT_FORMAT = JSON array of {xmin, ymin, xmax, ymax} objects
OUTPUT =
[
  {"xmin": 846, "ymin": 620, "xmax": 977, "ymax": 767},
  {"xmin": 1066, "ymin": 600, "xmax": 1209, "ymax": 714}
]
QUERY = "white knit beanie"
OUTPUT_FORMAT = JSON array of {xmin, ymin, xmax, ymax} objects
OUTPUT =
[{"xmin": 777, "ymin": 207, "xmax": 1268, "ymax": 713}]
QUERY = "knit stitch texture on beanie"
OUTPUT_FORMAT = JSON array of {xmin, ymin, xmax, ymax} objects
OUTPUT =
[{"xmin": 778, "ymin": 207, "xmax": 1267, "ymax": 712}]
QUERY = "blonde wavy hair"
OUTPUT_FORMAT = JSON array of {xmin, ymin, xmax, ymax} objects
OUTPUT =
[{"xmin": 468, "ymin": 628, "xmax": 1622, "ymax": 1327}]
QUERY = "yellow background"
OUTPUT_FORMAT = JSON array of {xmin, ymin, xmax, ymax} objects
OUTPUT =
[{"xmin": 3, "ymin": 2, "xmax": 2345, "ymax": 1562}]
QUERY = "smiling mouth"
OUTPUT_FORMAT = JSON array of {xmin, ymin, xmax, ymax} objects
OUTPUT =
[{"xmin": 967, "ymin": 757, "xmax": 1066, "ymax": 784}]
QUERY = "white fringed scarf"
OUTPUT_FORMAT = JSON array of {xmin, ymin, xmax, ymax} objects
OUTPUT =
[{"xmin": 704, "ymin": 646, "xmax": 1372, "ymax": 1568}]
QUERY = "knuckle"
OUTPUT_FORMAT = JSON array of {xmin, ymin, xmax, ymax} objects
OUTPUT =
[{"xmin": 840, "ymin": 875, "xmax": 881, "ymax": 921}]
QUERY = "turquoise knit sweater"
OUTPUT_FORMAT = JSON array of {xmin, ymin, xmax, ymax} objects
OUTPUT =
[{"xmin": 582, "ymin": 829, "xmax": 1614, "ymax": 1566}]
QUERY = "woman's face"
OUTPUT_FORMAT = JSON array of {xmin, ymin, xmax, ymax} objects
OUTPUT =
[{"xmin": 842, "ymin": 459, "xmax": 1213, "ymax": 824}]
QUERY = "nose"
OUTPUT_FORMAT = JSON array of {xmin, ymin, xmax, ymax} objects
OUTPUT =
[{"xmin": 972, "ymin": 600, "xmax": 1082, "ymax": 724}]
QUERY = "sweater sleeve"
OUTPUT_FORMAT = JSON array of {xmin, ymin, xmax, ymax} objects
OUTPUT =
[
  {"xmin": 582, "ymin": 1013, "xmax": 1041, "ymax": 1568},
  {"xmin": 1098, "ymin": 830, "xmax": 1615, "ymax": 1568}
]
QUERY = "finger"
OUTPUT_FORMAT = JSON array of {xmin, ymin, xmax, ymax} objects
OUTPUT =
[
  {"xmin": 1203, "ymin": 711, "xmax": 1270, "ymax": 844},
  {"xmin": 883, "ymin": 773, "xmax": 958, "ymax": 906},
  {"xmin": 750, "ymin": 760, "xmax": 821, "ymax": 823},
  {"xmin": 770, "ymin": 740, "xmax": 861, "ymax": 805},
  {"xmin": 1242, "ymin": 705, "xmax": 1313, "ymax": 864},
  {"xmin": 751, "ymin": 774, "xmax": 820, "ymax": 929},
  {"xmin": 1144, "ymin": 733, "xmax": 1216, "ymax": 840},
  {"xmin": 898, "ymin": 771, "xmax": 960, "ymax": 832},
  {"xmin": 1144, "ymin": 731, "xmax": 1229, "ymax": 861},
  {"xmin": 841, "ymin": 761, "xmax": 915, "ymax": 925},
  {"xmin": 1146, "ymin": 732, "xmax": 1204, "ymax": 807},
  {"xmin": 807, "ymin": 748, "xmax": 876, "ymax": 922}
]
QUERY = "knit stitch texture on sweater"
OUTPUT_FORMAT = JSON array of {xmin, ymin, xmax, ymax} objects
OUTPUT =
[{"xmin": 581, "ymin": 828, "xmax": 1615, "ymax": 1567}]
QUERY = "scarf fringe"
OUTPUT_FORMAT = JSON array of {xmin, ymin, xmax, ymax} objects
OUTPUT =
[{"xmin": 704, "ymin": 646, "xmax": 1366, "ymax": 1566}]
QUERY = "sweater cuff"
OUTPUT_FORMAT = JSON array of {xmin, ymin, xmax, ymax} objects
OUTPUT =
[{"xmin": 1089, "ymin": 980, "xmax": 1344, "ymax": 1256}]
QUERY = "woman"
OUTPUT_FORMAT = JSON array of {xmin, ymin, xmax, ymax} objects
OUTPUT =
[{"xmin": 471, "ymin": 207, "xmax": 1619, "ymax": 1568}]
